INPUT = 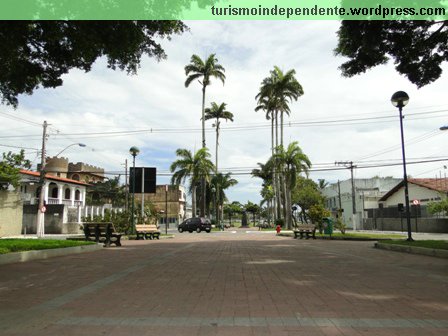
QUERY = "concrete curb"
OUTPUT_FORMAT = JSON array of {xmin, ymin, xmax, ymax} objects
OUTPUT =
[
  {"xmin": 0, "ymin": 243, "xmax": 103, "ymax": 265},
  {"xmin": 375, "ymin": 242, "xmax": 448, "ymax": 259}
]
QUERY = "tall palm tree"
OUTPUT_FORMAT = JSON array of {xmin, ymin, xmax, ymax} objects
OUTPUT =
[
  {"xmin": 256, "ymin": 67, "xmax": 303, "ymax": 222},
  {"xmin": 204, "ymin": 102, "xmax": 233, "ymax": 223},
  {"xmin": 170, "ymin": 148, "xmax": 215, "ymax": 218},
  {"xmin": 204, "ymin": 102, "xmax": 234, "ymax": 170},
  {"xmin": 257, "ymin": 66, "xmax": 303, "ymax": 147},
  {"xmin": 185, "ymin": 53, "xmax": 226, "ymax": 216},
  {"xmin": 271, "ymin": 142, "xmax": 311, "ymax": 229}
]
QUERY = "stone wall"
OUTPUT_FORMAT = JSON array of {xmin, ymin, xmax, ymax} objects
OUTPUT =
[
  {"xmin": 363, "ymin": 218, "xmax": 448, "ymax": 233},
  {"xmin": 0, "ymin": 191, "xmax": 23, "ymax": 237}
]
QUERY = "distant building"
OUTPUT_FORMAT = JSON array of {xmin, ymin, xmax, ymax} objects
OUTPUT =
[
  {"xmin": 135, "ymin": 185, "xmax": 187, "ymax": 226},
  {"xmin": 20, "ymin": 170, "xmax": 89, "ymax": 207},
  {"xmin": 322, "ymin": 177, "xmax": 401, "ymax": 229},
  {"xmin": 379, "ymin": 178, "xmax": 448, "ymax": 207},
  {"xmin": 43, "ymin": 156, "xmax": 105, "ymax": 183}
]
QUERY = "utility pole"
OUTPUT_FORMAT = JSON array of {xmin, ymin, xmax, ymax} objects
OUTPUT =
[
  {"xmin": 336, "ymin": 161, "xmax": 357, "ymax": 230},
  {"xmin": 124, "ymin": 159, "xmax": 128, "ymax": 212},
  {"xmin": 36, "ymin": 121, "xmax": 48, "ymax": 238},
  {"xmin": 337, "ymin": 180, "xmax": 342, "ymax": 210}
]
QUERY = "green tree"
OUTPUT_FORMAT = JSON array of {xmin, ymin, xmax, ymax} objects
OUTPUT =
[
  {"xmin": 318, "ymin": 179, "xmax": 329, "ymax": 190},
  {"xmin": 308, "ymin": 204, "xmax": 331, "ymax": 233},
  {"xmin": 86, "ymin": 176, "xmax": 126, "ymax": 206},
  {"xmin": 170, "ymin": 148, "xmax": 214, "ymax": 218},
  {"xmin": 211, "ymin": 172, "xmax": 238, "ymax": 226},
  {"xmin": 292, "ymin": 177, "xmax": 325, "ymax": 224},
  {"xmin": 223, "ymin": 201, "xmax": 243, "ymax": 226},
  {"xmin": 185, "ymin": 53, "xmax": 225, "ymax": 216},
  {"xmin": 245, "ymin": 201, "xmax": 261, "ymax": 225},
  {"xmin": 0, "ymin": 21, "xmax": 186, "ymax": 107},
  {"xmin": 335, "ymin": 20, "xmax": 448, "ymax": 87},
  {"xmin": 271, "ymin": 142, "xmax": 311, "ymax": 229},
  {"xmin": 0, "ymin": 150, "xmax": 31, "ymax": 189}
]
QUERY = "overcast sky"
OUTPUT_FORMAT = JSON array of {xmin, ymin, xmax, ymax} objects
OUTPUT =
[{"xmin": 1, "ymin": 21, "xmax": 447, "ymax": 205}]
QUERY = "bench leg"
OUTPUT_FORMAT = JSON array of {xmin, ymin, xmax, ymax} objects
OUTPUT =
[{"xmin": 299, "ymin": 232, "xmax": 304, "ymax": 239}]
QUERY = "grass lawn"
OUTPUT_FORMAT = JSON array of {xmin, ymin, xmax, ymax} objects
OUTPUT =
[
  {"xmin": 0, "ymin": 239, "xmax": 95, "ymax": 255},
  {"xmin": 316, "ymin": 232, "xmax": 406, "ymax": 239},
  {"xmin": 380, "ymin": 240, "xmax": 448, "ymax": 250}
]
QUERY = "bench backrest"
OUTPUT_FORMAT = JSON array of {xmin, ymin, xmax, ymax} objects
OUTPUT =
[
  {"xmin": 83, "ymin": 222, "xmax": 117, "ymax": 237},
  {"xmin": 135, "ymin": 224, "xmax": 159, "ymax": 232},
  {"xmin": 296, "ymin": 224, "xmax": 316, "ymax": 230}
]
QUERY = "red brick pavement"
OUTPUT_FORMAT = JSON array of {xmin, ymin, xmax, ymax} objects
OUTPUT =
[{"xmin": 0, "ymin": 230, "xmax": 447, "ymax": 335}]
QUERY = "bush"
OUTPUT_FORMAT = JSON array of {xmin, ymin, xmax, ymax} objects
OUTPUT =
[
  {"xmin": 275, "ymin": 218, "xmax": 285, "ymax": 228},
  {"xmin": 334, "ymin": 219, "xmax": 347, "ymax": 234}
]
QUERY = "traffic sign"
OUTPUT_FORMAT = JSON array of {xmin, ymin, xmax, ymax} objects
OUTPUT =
[
  {"xmin": 412, "ymin": 199, "xmax": 420, "ymax": 205},
  {"xmin": 41, "ymin": 206, "xmax": 46, "ymax": 213}
]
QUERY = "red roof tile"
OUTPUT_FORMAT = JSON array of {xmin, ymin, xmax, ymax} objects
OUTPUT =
[{"xmin": 20, "ymin": 170, "xmax": 90, "ymax": 186}]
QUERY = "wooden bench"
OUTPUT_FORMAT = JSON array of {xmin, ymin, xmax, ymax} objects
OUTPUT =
[
  {"xmin": 135, "ymin": 224, "xmax": 161, "ymax": 240},
  {"xmin": 83, "ymin": 222, "xmax": 123, "ymax": 247},
  {"xmin": 293, "ymin": 224, "xmax": 316, "ymax": 239}
]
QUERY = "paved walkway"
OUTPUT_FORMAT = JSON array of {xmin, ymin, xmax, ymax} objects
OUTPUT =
[{"xmin": 0, "ymin": 230, "xmax": 447, "ymax": 335}]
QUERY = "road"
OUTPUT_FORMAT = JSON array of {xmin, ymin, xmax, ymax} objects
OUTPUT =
[{"xmin": 0, "ymin": 229, "xmax": 447, "ymax": 335}]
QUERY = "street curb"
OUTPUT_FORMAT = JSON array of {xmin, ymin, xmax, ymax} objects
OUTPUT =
[
  {"xmin": 375, "ymin": 242, "xmax": 448, "ymax": 259},
  {"xmin": 0, "ymin": 243, "xmax": 103, "ymax": 265}
]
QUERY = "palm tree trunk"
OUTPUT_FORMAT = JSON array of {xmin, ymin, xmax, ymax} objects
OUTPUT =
[
  {"xmin": 280, "ymin": 111, "xmax": 284, "ymax": 147},
  {"xmin": 201, "ymin": 85, "xmax": 206, "ymax": 217},
  {"xmin": 271, "ymin": 115, "xmax": 277, "ymax": 222},
  {"xmin": 192, "ymin": 185, "xmax": 197, "ymax": 218},
  {"xmin": 215, "ymin": 119, "xmax": 219, "ymax": 226},
  {"xmin": 274, "ymin": 111, "xmax": 281, "ymax": 220}
]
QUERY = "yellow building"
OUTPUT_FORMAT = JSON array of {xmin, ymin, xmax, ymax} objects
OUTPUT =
[{"xmin": 136, "ymin": 185, "xmax": 187, "ymax": 225}]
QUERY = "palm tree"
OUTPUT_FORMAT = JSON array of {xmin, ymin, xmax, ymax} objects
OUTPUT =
[
  {"xmin": 256, "ymin": 67, "xmax": 303, "ymax": 222},
  {"xmin": 204, "ymin": 102, "xmax": 234, "ymax": 170},
  {"xmin": 271, "ymin": 142, "xmax": 311, "ymax": 229},
  {"xmin": 318, "ymin": 179, "xmax": 329, "ymax": 190},
  {"xmin": 170, "ymin": 148, "xmax": 215, "ymax": 218},
  {"xmin": 211, "ymin": 172, "xmax": 238, "ymax": 227},
  {"xmin": 185, "ymin": 53, "xmax": 226, "ymax": 216},
  {"xmin": 256, "ymin": 66, "xmax": 303, "ymax": 147}
]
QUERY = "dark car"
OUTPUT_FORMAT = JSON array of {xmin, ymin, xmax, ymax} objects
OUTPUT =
[{"xmin": 178, "ymin": 217, "xmax": 211, "ymax": 233}]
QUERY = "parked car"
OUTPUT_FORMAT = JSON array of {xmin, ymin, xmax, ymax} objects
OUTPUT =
[{"xmin": 178, "ymin": 217, "xmax": 212, "ymax": 233}]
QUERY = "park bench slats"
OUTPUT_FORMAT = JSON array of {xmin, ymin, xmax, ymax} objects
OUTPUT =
[
  {"xmin": 83, "ymin": 222, "xmax": 123, "ymax": 247},
  {"xmin": 135, "ymin": 224, "xmax": 161, "ymax": 240},
  {"xmin": 293, "ymin": 224, "xmax": 316, "ymax": 239}
]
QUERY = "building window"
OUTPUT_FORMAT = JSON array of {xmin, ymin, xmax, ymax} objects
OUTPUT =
[
  {"xmin": 71, "ymin": 174, "xmax": 80, "ymax": 181},
  {"xmin": 65, "ymin": 188, "xmax": 71, "ymax": 199},
  {"xmin": 50, "ymin": 183, "xmax": 58, "ymax": 198},
  {"xmin": 75, "ymin": 190, "xmax": 81, "ymax": 201}
]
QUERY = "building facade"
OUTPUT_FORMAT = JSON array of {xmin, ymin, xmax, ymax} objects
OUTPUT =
[
  {"xmin": 44, "ymin": 156, "xmax": 105, "ymax": 183},
  {"xmin": 136, "ymin": 185, "xmax": 187, "ymax": 226},
  {"xmin": 322, "ymin": 177, "xmax": 401, "ymax": 229}
]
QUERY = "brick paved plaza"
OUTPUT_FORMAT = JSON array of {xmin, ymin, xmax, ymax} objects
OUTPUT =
[{"xmin": 0, "ymin": 230, "xmax": 447, "ymax": 335}]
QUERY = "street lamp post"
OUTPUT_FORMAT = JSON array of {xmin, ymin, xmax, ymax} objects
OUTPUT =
[
  {"xmin": 391, "ymin": 91, "xmax": 413, "ymax": 241},
  {"xmin": 129, "ymin": 146, "xmax": 140, "ymax": 234},
  {"xmin": 54, "ymin": 143, "xmax": 86, "ymax": 157}
]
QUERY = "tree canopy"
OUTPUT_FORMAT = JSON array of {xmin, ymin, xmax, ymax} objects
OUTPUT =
[
  {"xmin": 0, "ymin": 150, "xmax": 31, "ymax": 190},
  {"xmin": 0, "ymin": 20, "xmax": 186, "ymax": 107},
  {"xmin": 335, "ymin": 20, "xmax": 448, "ymax": 87}
]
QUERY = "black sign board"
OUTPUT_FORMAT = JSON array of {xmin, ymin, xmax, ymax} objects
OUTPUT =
[{"xmin": 129, "ymin": 167, "xmax": 156, "ymax": 193}]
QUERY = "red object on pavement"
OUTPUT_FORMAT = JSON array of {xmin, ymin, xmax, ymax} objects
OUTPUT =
[{"xmin": 276, "ymin": 225, "xmax": 281, "ymax": 234}]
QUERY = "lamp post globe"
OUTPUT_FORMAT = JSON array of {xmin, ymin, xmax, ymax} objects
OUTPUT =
[
  {"xmin": 391, "ymin": 91, "xmax": 413, "ymax": 241},
  {"xmin": 391, "ymin": 91, "xmax": 409, "ymax": 108},
  {"xmin": 129, "ymin": 146, "xmax": 139, "ymax": 234}
]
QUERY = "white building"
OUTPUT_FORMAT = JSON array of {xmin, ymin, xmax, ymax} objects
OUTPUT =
[
  {"xmin": 20, "ymin": 169, "xmax": 89, "ymax": 207},
  {"xmin": 322, "ymin": 177, "xmax": 401, "ymax": 229}
]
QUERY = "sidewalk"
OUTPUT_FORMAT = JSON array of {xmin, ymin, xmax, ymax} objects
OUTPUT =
[{"xmin": 0, "ymin": 232, "xmax": 447, "ymax": 335}]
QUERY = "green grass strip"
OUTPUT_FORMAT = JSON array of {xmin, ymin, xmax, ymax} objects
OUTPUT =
[
  {"xmin": 380, "ymin": 240, "xmax": 448, "ymax": 250},
  {"xmin": 316, "ymin": 232, "xmax": 406, "ymax": 239},
  {"xmin": 0, "ymin": 239, "xmax": 95, "ymax": 254}
]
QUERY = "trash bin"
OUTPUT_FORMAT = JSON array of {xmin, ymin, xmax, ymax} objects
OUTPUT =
[{"xmin": 323, "ymin": 217, "xmax": 333, "ymax": 235}]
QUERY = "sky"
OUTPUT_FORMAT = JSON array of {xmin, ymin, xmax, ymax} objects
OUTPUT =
[{"xmin": 1, "ymin": 21, "xmax": 448, "ymax": 205}]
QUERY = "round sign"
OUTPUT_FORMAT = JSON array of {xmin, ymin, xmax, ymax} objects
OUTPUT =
[
  {"xmin": 412, "ymin": 199, "xmax": 420, "ymax": 205},
  {"xmin": 41, "ymin": 206, "xmax": 47, "ymax": 213}
]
